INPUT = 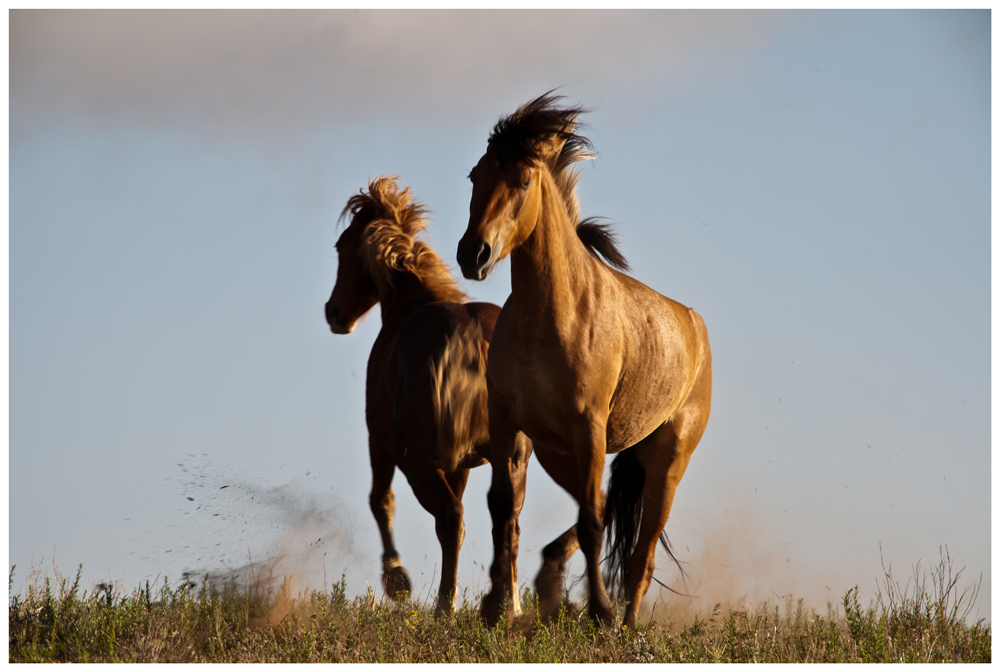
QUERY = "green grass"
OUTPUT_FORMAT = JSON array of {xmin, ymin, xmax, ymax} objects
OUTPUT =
[{"xmin": 9, "ymin": 549, "xmax": 990, "ymax": 663}]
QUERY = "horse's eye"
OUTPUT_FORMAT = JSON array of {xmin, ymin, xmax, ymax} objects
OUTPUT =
[{"xmin": 519, "ymin": 179, "xmax": 531, "ymax": 190}]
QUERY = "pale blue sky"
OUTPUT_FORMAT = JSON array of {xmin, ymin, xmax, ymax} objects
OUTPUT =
[{"xmin": 9, "ymin": 9, "xmax": 991, "ymax": 620}]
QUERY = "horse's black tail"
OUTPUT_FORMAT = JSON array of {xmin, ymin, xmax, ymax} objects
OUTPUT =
[
  {"xmin": 603, "ymin": 448, "xmax": 688, "ymax": 598},
  {"xmin": 603, "ymin": 448, "xmax": 645, "ymax": 596}
]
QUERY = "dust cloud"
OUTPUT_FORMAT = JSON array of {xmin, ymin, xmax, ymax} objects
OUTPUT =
[
  {"xmin": 635, "ymin": 494, "xmax": 853, "ymax": 630},
  {"xmin": 161, "ymin": 455, "xmax": 877, "ymax": 629},
  {"xmin": 167, "ymin": 454, "xmax": 367, "ymax": 599}
]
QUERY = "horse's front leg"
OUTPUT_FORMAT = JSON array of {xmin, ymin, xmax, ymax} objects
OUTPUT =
[
  {"xmin": 508, "ymin": 430, "xmax": 531, "ymax": 617},
  {"xmin": 480, "ymin": 393, "xmax": 530, "ymax": 627},
  {"xmin": 369, "ymin": 442, "xmax": 411, "ymax": 600},
  {"xmin": 531, "ymin": 444, "xmax": 583, "ymax": 622}
]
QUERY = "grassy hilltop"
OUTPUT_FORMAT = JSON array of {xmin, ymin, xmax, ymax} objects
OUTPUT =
[{"xmin": 9, "ymin": 551, "xmax": 990, "ymax": 663}]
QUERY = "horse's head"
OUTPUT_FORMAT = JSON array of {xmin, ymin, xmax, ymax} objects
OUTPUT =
[
  {"xmin": 326, "ymin": 196, "xmax": 380, "ymax": 334},
  {"xmin": 457, "ymin": 92, "xmax": 592, "ymax": 281},
  {"xmin": 327, "ymin": 176, "xmax": 456, "ymax": 334}
]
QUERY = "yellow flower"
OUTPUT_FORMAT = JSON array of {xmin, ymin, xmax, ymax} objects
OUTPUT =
[{"xmin": 405, "ymin": 610, "xmax": 419, "ymax": 630}]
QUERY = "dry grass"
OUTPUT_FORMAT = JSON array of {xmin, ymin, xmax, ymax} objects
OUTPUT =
[{"xmin": 8, "ymin": 547, "xmax": 990, "ymax": 663}]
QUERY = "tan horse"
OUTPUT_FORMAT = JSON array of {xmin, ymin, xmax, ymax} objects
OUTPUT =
[
  {"xmin": 325, "ymin": 176, "xmax": 531, "ymax": 616},
  {"xmin": 457, "ymin": 94, "xmax": 712, "ymax": 629}
]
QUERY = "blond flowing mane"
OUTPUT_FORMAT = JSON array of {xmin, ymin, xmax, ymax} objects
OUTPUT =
[{"xmin": 340, "ymin": 176, "xmax": 467, "ymax": 303}]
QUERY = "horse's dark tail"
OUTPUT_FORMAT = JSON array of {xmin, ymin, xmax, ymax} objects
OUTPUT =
[
  {"xmin": 603, "ymin": 448, "xmax": 644, "ymax": 596},
  {"xmin": 603, "ymin": 448, "xmax": 688, "ymax": 598}
]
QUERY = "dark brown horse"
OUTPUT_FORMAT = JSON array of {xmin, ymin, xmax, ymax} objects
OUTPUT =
[
  {"xmin": 325, "ymin": 176, "xmax": 531, "ymax": 616},
  {"xmin": 457, "ymin": 94, "xmax": 713, "ymax": 629}
]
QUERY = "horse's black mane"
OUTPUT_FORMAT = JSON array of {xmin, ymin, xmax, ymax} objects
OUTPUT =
[
  {"xmin": 488, "ymin": 91, "xmax": 594, "ymax": 171},
  {"xmin": 490, "ymin": 91, "xmax": 629, "ymax": 272},
  {"xmin": 576, "ymin": 217, "xmax": 630, "ymax": 272}
]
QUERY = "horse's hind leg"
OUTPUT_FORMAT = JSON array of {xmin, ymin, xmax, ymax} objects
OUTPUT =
[
  {"xmin": 443, "ymin": 467, "xmax": 472, "ymax": 611},
  {"xmin": 535, "ymin": 526, "xmax": 579, "ymax": 620},
  {"xmin": 624, "ymin": 394, "xmax": 711, "ymax": 628},
  {"xmin": 370, "ymin": 445, "xmax": 411, "ymax": 600},
  {"xmin": 403, "ymin": 465, "xmax": 469, "ymax": 616}
]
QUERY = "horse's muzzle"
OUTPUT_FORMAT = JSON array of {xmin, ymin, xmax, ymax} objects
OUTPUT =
[
  {"xmin": 456, "ymin": 236, "xmax": 494, "ymax": 281},
  {"xmin": 325, "ymin": 301, "xmax": 354, "ymax": 334}
]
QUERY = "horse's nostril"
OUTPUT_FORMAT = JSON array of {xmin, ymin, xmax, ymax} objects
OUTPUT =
[{"xmin": 477, "ymin": 242, "xmax": 492, "ymax": 268}]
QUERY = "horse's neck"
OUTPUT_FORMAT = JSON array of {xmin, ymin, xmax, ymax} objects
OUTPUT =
[
  {"xmin": 378, "ymin": 273, "xmax": 446, "ymax": 331},
  {"xmin": 509, "ymin": 174, "xmax": 594, "ymax": 328}
]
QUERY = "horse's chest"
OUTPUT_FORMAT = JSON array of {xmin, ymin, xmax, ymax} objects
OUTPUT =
[
  {"xmin": 489, "ymin": 339, "xmax": 606, "ymax": 445},
  {"xmin": 490, "ymin": 343, "xmax": 565, "ymax": 407}
]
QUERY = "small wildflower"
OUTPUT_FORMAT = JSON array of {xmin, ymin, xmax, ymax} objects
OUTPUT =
[{"xmin": 405, "ymin": 609, "xmax": 419, "ymax": 631}]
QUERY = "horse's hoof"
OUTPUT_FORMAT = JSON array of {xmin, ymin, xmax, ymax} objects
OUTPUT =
[
  {"xmin": 537, "ymin": 598, "xmax": 568, "ymax": 624},
  {"xmin": 382, "ymin": 566, "xmax": 412, "ymax": 601},
  {"xmin": 433, "ymin": 599, "xmax": 454, "ymax": 619},
  {"xmin": 534, "ymin": 583, "xmax": 562, "ymax": 623},
  {"xmin": 535, "ymin": 591, "xmax": 567, "ymax": 623},
  {"xmin": 480, "ymin": 591, "xmax": 504, "ymax": 628},
  {"xmin": 589, "ymin": 599, "xmax": 614, "ymax": 627},
  {"xmin": 518, "ymin": 610, "xmax": 537, "ymax": 639},
  {"xmin": 534, "ymin": 567, "xmax": 565, "ymax": 622}
]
